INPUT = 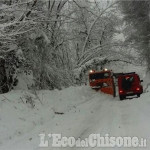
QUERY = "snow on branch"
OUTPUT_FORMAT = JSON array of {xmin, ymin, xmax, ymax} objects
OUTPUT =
[
  {"xmin": 74, "ymin": 57, "xmax": 107, "ymax": 79},
  {"xmin": 74, "ymin": 57, "xmax": 132, "ymax": 80},
  {"xmin": 1, "ymin": 28, "xmax": 35, "ymax": 37},
  {"xmin": 0, "ymin": 0, "xmax": 33, "ymax": 11},
  {"xmin": 81, "ymin": 1, "xmax": 118, "ymax": 56}
]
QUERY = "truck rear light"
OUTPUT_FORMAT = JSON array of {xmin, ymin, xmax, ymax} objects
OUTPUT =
[
  {"xmin": 136, "ymin": 87, "xmax": 140, "ymax": 91},
  {"xmin": 119, "ymin": 90, "xmax": 123, "ymax": 93}
]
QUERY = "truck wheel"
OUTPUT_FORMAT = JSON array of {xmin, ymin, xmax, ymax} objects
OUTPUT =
[
  {"xmin": 93, "ymin": 88, "xmax": 100, "ymax": 91},
  {"xmin": 119, "ymin": 95, "xmax": 125, "ymax": 100},
  {"xmin": 137, "ymin": 94, "xmax": 140, "ymax": 97}
]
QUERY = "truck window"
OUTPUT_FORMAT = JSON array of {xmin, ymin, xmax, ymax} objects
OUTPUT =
[
  {"xmin": 89, "ymin": 72, "xmax": 110, "ymax": 80},
  {"xmin": 122, "ymin": 76, "xmax": 134, "ymax": 90}
]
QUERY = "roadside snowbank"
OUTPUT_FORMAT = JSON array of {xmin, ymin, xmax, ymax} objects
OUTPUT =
[{"xmin": 0, "ymin": 86, "xmax": 99, "ymax": 149}]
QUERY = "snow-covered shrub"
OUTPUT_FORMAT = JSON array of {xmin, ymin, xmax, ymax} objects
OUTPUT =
[
  {"xmin": 4, "ymin": 48, "xmax": 25, "ymax": 90},
  {"xmin": 18, "ymin": 31, "xmax": 74, "ymax": 90},
  {"xmin": 23, "ymin": 93, "xmax": 35, "ymax": 108}
]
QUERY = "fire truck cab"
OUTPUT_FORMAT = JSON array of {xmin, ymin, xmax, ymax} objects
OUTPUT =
[{"xmin": 89, "ymin": 69, "xmax": 116, "ymax": 97}]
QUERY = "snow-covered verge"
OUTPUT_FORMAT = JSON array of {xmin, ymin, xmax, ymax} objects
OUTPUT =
[
  {"xmin": 0, "ymin": 86, "xmax": 98, "ymax": 150},
  {"xmin": 0, "ymin": 85, "xmax": 150, "ymax": 150}
]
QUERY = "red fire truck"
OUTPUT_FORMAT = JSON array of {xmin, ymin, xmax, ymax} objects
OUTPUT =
[
  {"xmin": 89, "ymin": 70, "xmax": 143, "ymax": 100},
  {"xmin": 117, "ymin": 72, "xmax": 143, "ymax": 100}
]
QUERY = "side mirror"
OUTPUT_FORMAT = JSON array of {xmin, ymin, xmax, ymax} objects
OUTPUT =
[
  {"xmin": 103, "ymin": 83, "xmax": 108, "ymax": 87},
  {"xmin": 140, "ymin": 80, "xmax": 143, "ymax": 82}
]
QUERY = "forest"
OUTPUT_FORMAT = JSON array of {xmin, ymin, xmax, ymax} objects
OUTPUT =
[{"xmin": 0, "ymin": 0, "xmax": 150, "ymax": 91}]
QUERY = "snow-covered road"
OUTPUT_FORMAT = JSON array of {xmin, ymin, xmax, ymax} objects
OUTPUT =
[{"xmin": 0, "ymin": 86, "xmax": 150, "ymax": 150}]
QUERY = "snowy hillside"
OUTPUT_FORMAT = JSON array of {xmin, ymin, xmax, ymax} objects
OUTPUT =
[{"xmin": 0, "ymin": 85, "xmax": 150, "ymax": 150}]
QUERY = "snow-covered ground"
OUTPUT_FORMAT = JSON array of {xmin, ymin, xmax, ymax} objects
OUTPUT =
[{"xmin": 0, "ymin": 84, "xmax": 150, "ymax": 150}]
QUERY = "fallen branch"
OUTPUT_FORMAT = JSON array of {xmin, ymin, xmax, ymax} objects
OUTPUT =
[{"xmin": 55, "ymin": 112, "xmax": 64, "ymax": 115}]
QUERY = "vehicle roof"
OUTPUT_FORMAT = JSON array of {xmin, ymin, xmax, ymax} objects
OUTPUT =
[
  {"xmin": 89, "ymin": 71, "xmax": 111, "ymax": 75},
  {"xmin": 118, "ymin": 73, "xmax": 139, "ymax": 78}
]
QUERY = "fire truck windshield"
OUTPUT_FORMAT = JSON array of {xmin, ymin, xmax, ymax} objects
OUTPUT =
[{"xmin": 89, "ymin": 72, "xmax": 110, "ymax": 80}]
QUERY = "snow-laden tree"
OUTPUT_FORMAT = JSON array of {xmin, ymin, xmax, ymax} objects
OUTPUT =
[
  {"xmin": 0, "ymin": 0, "xmax": 33, "ymax": 90},
  {"xmin": 67, "ymin": 0, "xmax": 120, "ymax": 82},
  {"xmin": 17, "ymin": 0, "xmax": 75, "ymax": 89},
  {"xmin": 0, "ymin": 0, "xmax": 125, "ymax": 89},
  {"xmin": 119, "ymin": 0, "xmax": 150, "ymax": 71}
]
